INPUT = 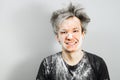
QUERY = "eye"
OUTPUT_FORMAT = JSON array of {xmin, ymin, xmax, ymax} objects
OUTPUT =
[
  {"xmin": 60, "ymin": 31, "xmax": 67, "ymax": 34},
  {"xmin": 73, "ymin": 30, "xmax": 79, "ymax": 33}
]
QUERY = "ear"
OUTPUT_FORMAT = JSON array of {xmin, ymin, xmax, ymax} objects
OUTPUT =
[
  {"xmin": 55, "ymin": 35, "xmax": 60, "ymax": 43},
  {"xmin": 82, "ymin": 32, "xmax": 85, "ymax": 39}
]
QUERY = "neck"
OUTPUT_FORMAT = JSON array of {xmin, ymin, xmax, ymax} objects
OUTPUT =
[{"xmin": 62, "ymin": 49, "xmax": 84, "ymax": 66}]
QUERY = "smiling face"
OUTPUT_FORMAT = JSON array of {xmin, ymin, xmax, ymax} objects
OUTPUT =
[{"xmin": 56, "ymin": 16, "xmax": 85, "ymax": 52}]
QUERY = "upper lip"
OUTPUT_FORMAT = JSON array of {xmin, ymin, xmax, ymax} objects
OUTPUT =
[{"xmin": 65, "ymin": 41, "xmax": 77, "ymax": 45}]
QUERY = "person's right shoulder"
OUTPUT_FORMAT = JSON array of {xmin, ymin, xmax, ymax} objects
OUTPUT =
[{"xmin": 42, "ymin": 52, "xmax": 61, "ymax": 66}]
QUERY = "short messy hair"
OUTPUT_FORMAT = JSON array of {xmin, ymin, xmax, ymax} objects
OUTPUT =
[{"xmin": 50, "ymin": 3, "xmax": 91, "ymax": 35}]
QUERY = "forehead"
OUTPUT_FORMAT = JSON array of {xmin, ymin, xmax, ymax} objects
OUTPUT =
[{"xmin": 59, "ymin": 16, "xmax": 81, "ymax": 30}]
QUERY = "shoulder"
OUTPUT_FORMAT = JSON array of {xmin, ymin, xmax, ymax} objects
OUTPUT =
[
  {"xmin": 46, "ymin": 52, "xmax": 61, "ymax": 61},
  {"xmin": 83, "ymin": 50, "xmax": 104, "ymax": 63},
  {"xmin": 42, "ymin": 52, "xmax": 61, "ymax": 66},
  {"xmin": 83, "ymin": 51, "xmax": 110, "ymax": 79},
  {"xmin": 83, "ymin": 50, "xmax": 107, "ymax": 68},
  {"xmin": 83, "ymin": 50, "xmax": 108, "ymax": 72}
]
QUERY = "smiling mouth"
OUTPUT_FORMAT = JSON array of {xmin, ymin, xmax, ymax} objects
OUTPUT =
[{"xmin": 65, "ymin": 41, "xmax": 78, "ymax": 46}]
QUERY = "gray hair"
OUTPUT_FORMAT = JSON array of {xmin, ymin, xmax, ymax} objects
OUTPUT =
[{"xmin": 50, "ymin": 3, "xmax": 90, "ymax": 35}]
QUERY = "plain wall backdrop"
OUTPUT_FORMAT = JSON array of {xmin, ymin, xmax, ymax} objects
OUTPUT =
[{"xmin": 0, "ymin": 0, "xmax": 120, "ymax": 80}]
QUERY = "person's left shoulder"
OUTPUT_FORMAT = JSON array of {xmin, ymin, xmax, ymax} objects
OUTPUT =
[
  {"xmin": 83, "ymin": 51, "xmax": 110, "ymax": 79},
  {"xmin": 83, "ymin": 50, "xmax": 109, "ymax": 73},
  {"xmin": 83, "ymin": 50, "xmax": 107, "ymax": 67}
]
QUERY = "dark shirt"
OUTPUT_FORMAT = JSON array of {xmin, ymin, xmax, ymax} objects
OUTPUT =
[{"xmin": 36, "ymin": 51, "xmax": 110, "ymax": 80}]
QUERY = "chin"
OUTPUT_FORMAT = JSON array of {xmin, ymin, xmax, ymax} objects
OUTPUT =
[{"xmin": 64, "ymin": 48, "xmax": 78, "ymax": 52}]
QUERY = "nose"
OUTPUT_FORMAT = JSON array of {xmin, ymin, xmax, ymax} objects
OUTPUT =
[{"xmin": 66, "ymin": 33, "xmax": 73, "ymax": 40}]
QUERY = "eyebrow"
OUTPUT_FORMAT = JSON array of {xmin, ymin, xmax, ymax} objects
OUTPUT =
[
  {"xmin": 59, "ymin": 27, "xmax": 80, "ymax": 31},
  {"xmin": 73, "ymin": 27, "xmax": 80, "ymax": 30}
]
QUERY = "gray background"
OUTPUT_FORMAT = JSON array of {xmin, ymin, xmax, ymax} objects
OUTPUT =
[{"xmin": 0, "ymin": 0, "xmax": 120, "ymax": 80}]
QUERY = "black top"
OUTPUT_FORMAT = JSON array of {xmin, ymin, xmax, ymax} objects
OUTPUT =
[{"xmin": 36, "ymin": 51, "xmax": 110, "ymax": 80}]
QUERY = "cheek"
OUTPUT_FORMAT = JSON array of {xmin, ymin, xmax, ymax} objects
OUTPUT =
[
  {"xmin": 74, "ymin": 34, "xmax": 81, "ymax": 39},
  {"xmin": 59, "ymin": 36, "xmax": 65, "ymax": 42},
  {"xmin": 57, "ymin": 35, "xmax": 65, "ymax": 43},
  {"xmin": 75, "ymin": 34, "xmax": 84, "ymax": 41}
]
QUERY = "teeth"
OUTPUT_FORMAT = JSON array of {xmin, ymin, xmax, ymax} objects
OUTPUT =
[{"xmin": 66, "ymin": 42, "xmax": 77, "ymax": 45}]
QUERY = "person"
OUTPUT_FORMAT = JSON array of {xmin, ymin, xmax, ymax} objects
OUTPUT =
[{"xmin": 36, "ymin": 3, "xmax": 110, "ymax": 80}]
